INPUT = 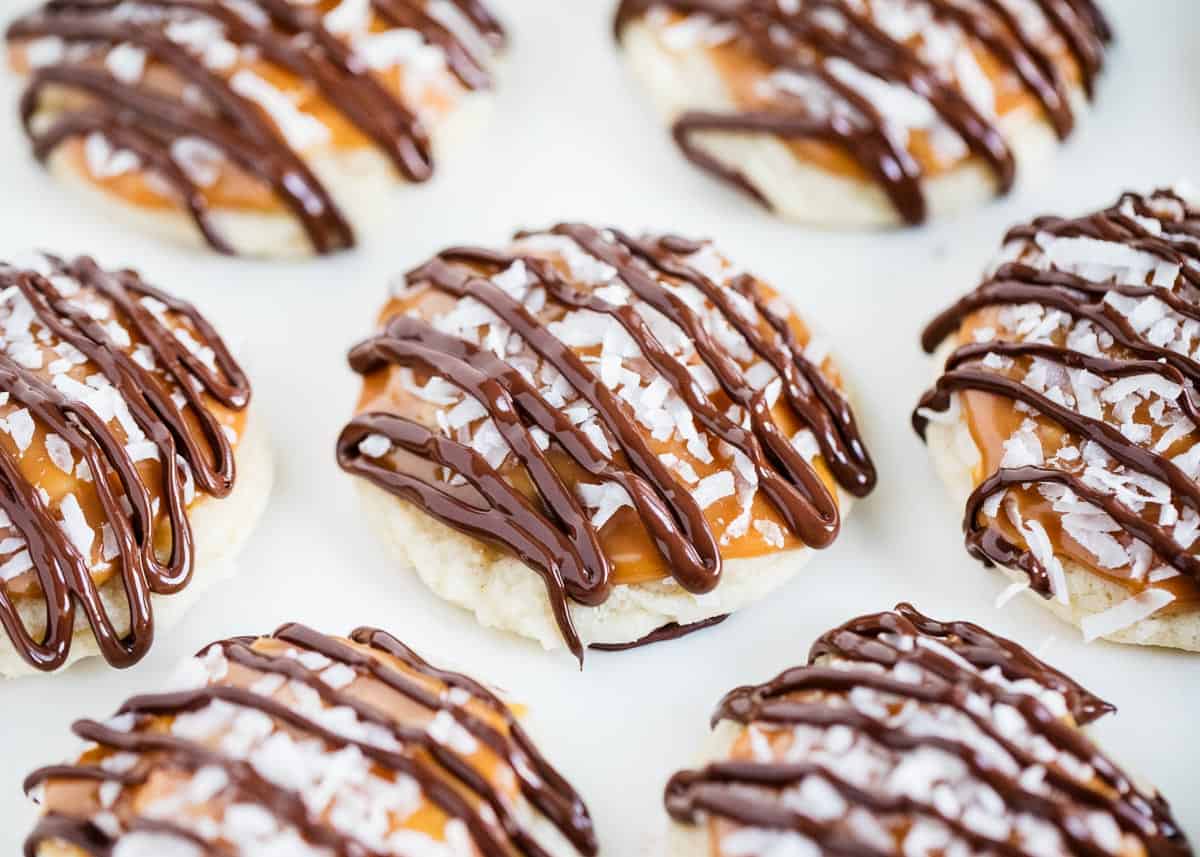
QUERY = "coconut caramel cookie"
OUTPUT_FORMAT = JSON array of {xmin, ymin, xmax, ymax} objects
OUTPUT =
[
  {"xmin": 7, "ymin": 1, "xmax": 505, "ymax": 257},
  {"xmin": 666, "ymin": 603, "xmax": 1191, "ymax": 856},
  {"xmin": 22, "ymin": 622, "xmax": 598, "ymax": 857},
  {"xmin": 337, "ymin": 225, "xmax": 876, "ymax": 660},
  {"xmin": 0, "ymin": 253, "xmax": 270, "ymax": 677},
  {"xmin": 915, "ymin": 188, "xmax": 1200, "ymax": 652},
  {"xmin": 614, "ymin": 0, "xmax": 1110, "ymax": 228}
]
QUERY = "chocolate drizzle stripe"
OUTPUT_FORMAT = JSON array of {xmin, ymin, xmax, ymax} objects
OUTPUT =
[
  {"xmin": 8, "ymin": 0, "xmax": 505, "ymax": 255},
  {"xmin": 589, "ymin": 614, "xmax": 728, "ymax": 651},
  {"xmin": 915, "ymin": 191, "xmax": 1200, "ymax": 598},
  {"xmin": 0, "ymin": 257, "xmax": 248, "ymax": 671},
  {"xmin": 666, "ymin": 604, "xmax": 1188, "ymax": 857},
  {"xmin": 338, "ymin": 227, "xmax": 875, "ymax": 658},
  {"xmin": 614, "ymin": 0, "xmax": 1109, "ymax": 224},
  {"xmin": 24, "ymin": 623, "xmax": 598, "ymax": 857}
]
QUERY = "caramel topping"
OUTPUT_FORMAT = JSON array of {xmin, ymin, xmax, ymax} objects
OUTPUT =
[
  {"xmin": 666, "ymin": 604, "xmax": 1189, "ymax": 857},
  {"xmin": 25, "ymin": 624, "xmax": 598, "ymax": 857},
  {"xmin": 0, "ymin": 254, "xmax": 249, "ymax": 672},
  {"xmin": 339, "ymin": 227, "xmax": 876, "ymax": 660},
  {"xmin": 615, "ymin": 0, "xmax": 1110, "ymax": 224},
  {"xmin": 916, "ymin": 189, "xmax": 1200, "ymax": 624},
  {"xmin": 7, "ymin": 0, "xmax": 505, "ymax": 254}
]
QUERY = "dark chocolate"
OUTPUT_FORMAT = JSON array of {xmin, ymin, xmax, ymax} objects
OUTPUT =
[
  {"xmin": 666, "ymin": 603, "xmax": 1189, "ymax": 856},
  {"xmin": 0, "ymin": 255, "xmax": 249, "ymax": 672},
  {"xmin": 7, "ymin": 1, "xmax": 505, "ymax": 255},
  {"xmin": 24, "ymin": 623, "xmax": 598, "ymax": 857},
  {"xmin": 338, "ymin": 226, "xmax": 875, "ymax": 660},
  {"xmin": 615, "ymin": 0, "xmax": 1110, "ymax": 224},
  {"xmin": 914, "ymin": 190, "xmax": 1200, "ymax": 600}
]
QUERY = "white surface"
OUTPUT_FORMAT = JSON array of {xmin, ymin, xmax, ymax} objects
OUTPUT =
[{"xmin": 1, "ymin": 1, "xmax": 1198, "ymax": 852}]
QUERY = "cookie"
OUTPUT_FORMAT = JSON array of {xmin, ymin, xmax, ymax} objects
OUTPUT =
[
  {"xmin": 338, "ymin": 225, "xmax": 876, "ymax": 659},
  {"xmin": 23, "ymin": 622, "xmax": 597, "ymax": 856},
  {"xmin": 916, "ymin": 188, "xmax": 1200, "ymax": 651},
  {"xmin": 7, "ymin": 1, "xmax": 505, "ymax": 257},
  {"xmin": 666, "ymin": 603, "xmax": 1190, "ymax": 855},
  {"xmin": 0, "ymin": 253, "xmax": 270, "ymax": 677},
  {"xmin": 615, "ymin": 0, "xmax": 1110, "ymax": 227}
]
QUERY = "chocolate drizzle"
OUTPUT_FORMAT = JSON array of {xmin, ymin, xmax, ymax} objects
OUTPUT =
[
  {"xmin": 23, "ymin": 623, "xmax": 598, "ymax": 857},
  {"xmin": 614, "ymin": 0, "xmax": 1110, "ymax": 224},
  {"xmin": 0, "ymin": 255, "xmax": 248, "ymax": 671},
  {"xmin": 7, "ymin": 0, "xmax": 505, "ymax": 255},
  {"xmin": 338, "ymin": 226, "xmax": 875, "ymax": 660},
  {"xmin": 665, "ymin": 603, "xmax": 1190, "ymax": 857},
  {"xmin": 914, "ymin": 190, "xmax": 1200, "ymax": 601}
]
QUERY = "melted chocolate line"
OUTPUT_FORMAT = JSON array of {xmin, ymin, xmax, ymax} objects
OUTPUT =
[
  {"xmin": 274, "ymin": 624, "xmax": 597, "ymax": 855},
  {"xmin": 72, "ymin": 717, "xmax": 377, "ymax": 857},
  {"xmin": 9, "ymin": 0, "xmax": 504, "ymax": 254},
  {"xmin": 24, "ymin": 813, "xmax": 115, "ymax": 857},
  {"xmin": 23, "ymin": 624, "xmax": 597, "ymax": 857},
  {"xmin": 589, "ymin": 614, "xmax": 727, "ymax": 651},
  {"xmin": 917, "ymin": 367, "xmax": 1200, "ymax": 584},
  {"xmin": 348, "ymin": 333, "xmax": 608, "ymax": 597},
  {"xmin": 615, "ymin": 0, "xmax": 1108, "ymax": 224},
  {"xmin": 15, "ymin": 271, "xmax": 194, "ymax": 587},
  {"xmin": 346, "ymin": 623, "xmax": 597, "ymax": 849},
  {"xmin": 409, "ymin": 256, "xmax": 725, "ymax": 591},
  {"xmin": 805, "ymin": 632, "xmax": 1166, "ymax": 834},
  {"xmin": 666, "ymin": 761, "xmax": 1037, "ymax": 857},
  {"xmin": 338, "ymin": 411, "xmax": 585, "ymax": 659},
  {"xmin": 18, "ymin": 61, "xmax": 353, "ymax": 255},
  {"xmin": 342, "ymin": 228, "xmax": 875, "ymax": 654},
  {"xmin": 31, "ymin": 112, "xmax": 234, "ymax": 253},
  {"xmin": 672, "ymin": 605, "xmax": 1185, "ymax": 856},
  {"xmin": 815, "ymin": 603, "xmax": 1114, "ymax": 724},
  {"xmin": 349, "ymin": 314, "xmax": 708, "ymax": 607},
  {"xmin": 209, "ymin": 644, "xmax": 550, "ymax": 857},
  {"xmin": 557, "ymin": 225, "xmax": 847, "ymax": 543},
  {"xmin": 0, "ymin": 259, "xmax": 248, "ymax": 671},
  {"xmin": 966, "ymin": 465, "xmax": 1200, "ymax": 590}
]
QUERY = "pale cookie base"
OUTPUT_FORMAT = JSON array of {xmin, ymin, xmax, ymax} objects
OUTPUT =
[
  {"xmin": 922, "ymin": 341, "xmax": 1200, "ymax": 652},
  {"xmin": 357, "ymin": 479, "xmax": 853, "ymax": 651},
  {"xmin": 0, "ymin": 408, "xmax": 274, "ymax": 678},
  {"xmin": 35, "ymin": 87, "xmax": 495, "ymax": 259},
  {"xmin": 620, "ymin": 20, "xmax": 1080, "ymax": 229}
]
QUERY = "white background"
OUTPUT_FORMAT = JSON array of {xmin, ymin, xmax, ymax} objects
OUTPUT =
[{"xmin": 1, "ymin": 0, "xmax": 1197, "ymax": 853}]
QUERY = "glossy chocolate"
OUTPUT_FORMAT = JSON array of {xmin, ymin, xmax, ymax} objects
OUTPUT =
[
  {"xmin": 338, "ymin": 226, "xmax": 876, "ymax": 660},
  {"xmin": 666, "ymin": 603, "xmax": 1189, "ymax": 856},
  {"xmin": 24, "ymin": 623, "xmax": 598, "ymax": 857},
  {"xmin": 915, "ymin": 190, "xmax": 1200, "ymax": 604},
  {"xmin": 615, "ymin": 0, "xmax": 1110, "ymax": 224},
  {"xmin": 7, "ymin": 1, "xmax": 505, "ymax": 255},
  {"xmin": 0, "ymin": 255, "xmax": 248, "ymax": 672}
]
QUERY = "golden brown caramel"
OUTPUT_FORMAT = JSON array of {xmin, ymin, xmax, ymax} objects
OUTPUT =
[
  {"xmin": 955, "ymin": 308, "xmax": 1200, "ymax": 606},
  {"xmin": 355, "ymin": 265, "xmax": 845, "ymax": 587}
]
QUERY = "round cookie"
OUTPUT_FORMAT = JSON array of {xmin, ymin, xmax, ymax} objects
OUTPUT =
[
  {"xmin": 915, "ymin": 188, "xmax": 1200, "ymax": 652},
  {"xmin": 0, "ymin": 253, "xmax": 271, "ymax": 678},
  {"xmin": 22, "ymin": 622, "xmax": 598, "ymax": 857},
  {"xmin": 666, "ymin": 603, "xmax": 1190, "ymax": 856},
  {"xmin": 6, "ymin": 1, "xmax": 506, "ymax": 258},
  {"xmin": 614, "ymin": 0, "xmax": 1110, "ymax": 228},
  {"xmin": 338, "ymin": 225, "xmax": 877, "ymax": 659}
]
